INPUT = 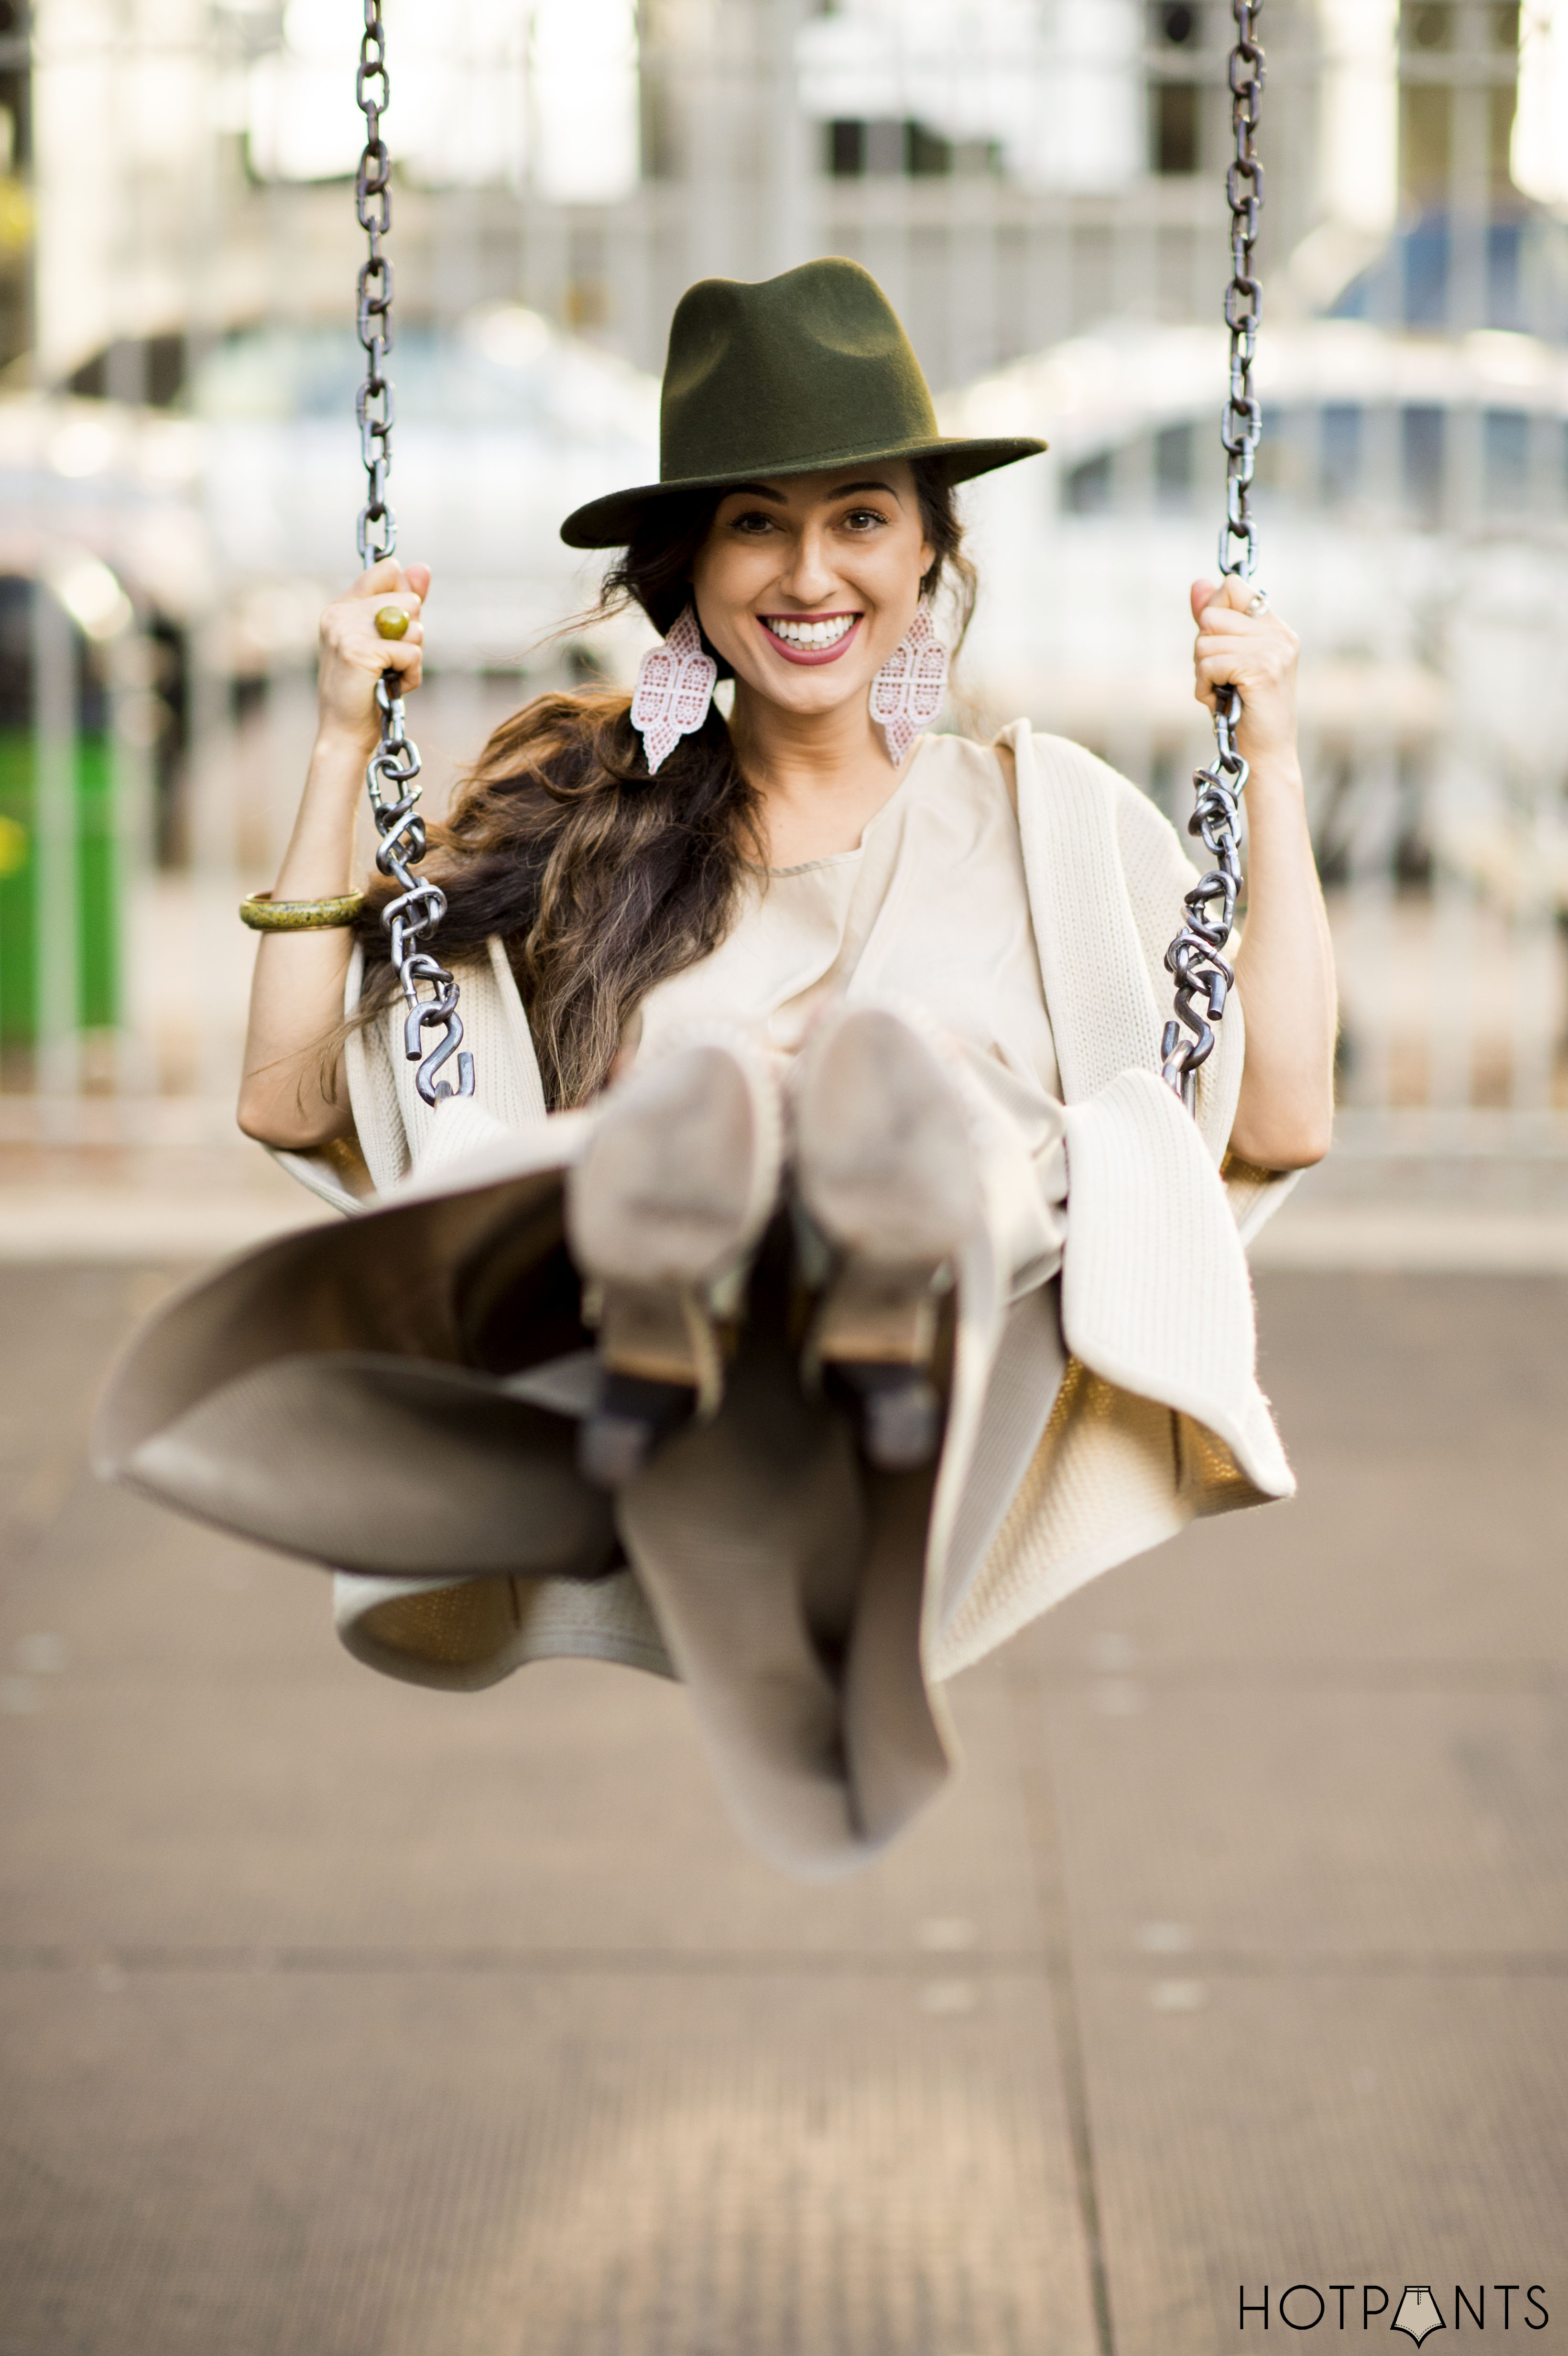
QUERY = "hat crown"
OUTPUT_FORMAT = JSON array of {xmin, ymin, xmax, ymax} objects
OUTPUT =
[{"xmin": 658, "ymin": 257, "xmax": 940, "ymax": 485}]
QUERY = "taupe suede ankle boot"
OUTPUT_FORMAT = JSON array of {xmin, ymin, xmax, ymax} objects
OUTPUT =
[
  {"xmin": 792, "ymin": 1004, "xmax": 983, "ymax": 1472},
  {"xmin": 566, "ymin": 1032, "xmax": 784, "ymax": 1486}
]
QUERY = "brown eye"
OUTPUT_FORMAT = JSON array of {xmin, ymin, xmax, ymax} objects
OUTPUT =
[
  {"xmin": 730, "ymin": 510, "xmax": 777, "ymax": 534},
  {"xmin": 841, "ymin": 508, "xmax": 887, "ymax": 531}
]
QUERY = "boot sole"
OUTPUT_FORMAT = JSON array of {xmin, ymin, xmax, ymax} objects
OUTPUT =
[
  {"xmin": 567, "ymin": 1042, "xmax": 778, "ymax": 1289},
  {"xmin": 567, "ymin": 1040, "xmax": 781, "ymax": 1481},
  {"xmin": 794, "ymin": 1008, "xmax": 981, "ymax": 1273},
  {"xmin": 795, "ymin": 1009, "xmax": 980, "ymax": 1470}
]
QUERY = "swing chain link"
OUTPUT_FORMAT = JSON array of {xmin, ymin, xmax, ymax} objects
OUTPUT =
[
  {"xmin": 353, "ymin": 1, "xmax": 473, "ymax": 1107},
  {"xmin": 354, "ymin": 2, "xmax": 394, "ymax": 570},
  {"xmin": 1161, "ymin": 0, "xmax": 1264, "ymax": 1116}
]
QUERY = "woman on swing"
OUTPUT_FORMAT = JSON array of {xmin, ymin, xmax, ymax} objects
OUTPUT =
[{"xmin": 105, "ymin": 259, "xmax": 1335, "ymax": 1876}]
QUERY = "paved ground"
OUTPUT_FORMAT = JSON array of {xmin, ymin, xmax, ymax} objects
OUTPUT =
[{"xmin": 1, "ymin": 1262, "xmax": 1565, "ymax": 2355}]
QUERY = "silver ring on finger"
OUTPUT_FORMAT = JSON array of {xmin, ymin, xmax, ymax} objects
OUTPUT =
[{"xmin": 1245, "ymin": 590, "xmax": 1269, "ymax": 617}]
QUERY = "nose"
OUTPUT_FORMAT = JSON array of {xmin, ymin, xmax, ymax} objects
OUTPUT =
[{"xmin": 775, "ymin": 522, "xmax": 838, "ymax": 609}]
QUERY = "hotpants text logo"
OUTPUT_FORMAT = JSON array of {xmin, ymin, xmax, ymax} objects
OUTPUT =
[{"xmin": 1239, "ymin": 2284, "xmax": 1549, "ymax": 2334}]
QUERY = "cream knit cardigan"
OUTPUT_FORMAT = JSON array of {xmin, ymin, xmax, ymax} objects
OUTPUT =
[{"xmin": 322, "ymin": 724, "xmax": 1297, "ymax": 1694}]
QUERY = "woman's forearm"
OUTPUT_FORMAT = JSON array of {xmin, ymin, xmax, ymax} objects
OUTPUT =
[
  {"xmin": 1188, "ymin": 575, "xmax": 1336, "ymax": 1172},
  {"xmin": 237, "ymin": 558, "xmax": 428, "ymax": 1150},
  {"xmin": 1228, "ymin": 751, "xmax": 1337, "ymax": 1169},
  {"xmin": 237, "ymin": 728, "xmax": 369, "ymax": 1148}
]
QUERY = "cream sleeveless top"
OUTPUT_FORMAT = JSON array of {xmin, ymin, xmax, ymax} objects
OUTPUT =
[{"xmin": 631, "ymin": 734, "xmax": 1065, "ymax": 1269}]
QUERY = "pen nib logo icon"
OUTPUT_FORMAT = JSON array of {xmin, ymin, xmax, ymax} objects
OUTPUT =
[{"xmin": 1393, "ymin": 2287, "xmax": 1447, "ymax": 2345}]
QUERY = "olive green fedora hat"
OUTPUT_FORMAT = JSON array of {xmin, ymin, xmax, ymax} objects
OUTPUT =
[{"xmin": 559, "ymin": 255, "xmax": 1046, "ymax": 550}]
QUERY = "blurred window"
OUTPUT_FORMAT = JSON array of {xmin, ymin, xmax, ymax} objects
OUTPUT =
[
  {"xmin": 1320, "ymin": 404, "xmax": 1363, "ymax": 506},
  {"xmin": 1486, "ymin": 218, "xmax": 1524, "ymax": 328},
  {"xmin": 1400, "ymin": 87, "xmax": 1450, "ymax": 203},
  {"xmin": 799, "ymin": 0, "xmax": 1143, "ymax": 194},
  {"xmin": 906, "ymin": 121, "xmax": 954, "ymax": 176},
  {"xmin": 828, "ymin": 120, "xmax": 866, "ymax": 176},
  {"xmin": 1399, "ymin": 0, "xmax": 1522, "ymax": 207},
  {"xmin": 1152, "ymin": 83, "xmax": 1200, "ymax": 174},
  {"xmin": 826, "ymin": 117, "xmax": 956, "ymax": 177},
  {"xmin": 66, "ymin": 336, "xmax": 185, "ymax": 411},
  {"xmin": 1483, "ymin": 407, "xmax": 1529, "ymax": 509},
  {"xmin": 1252, "ymin": 408, "xmax": 1302, "ymax": 501},
  {"xmin": 1403, "ymin": 214, "xmax": 1450, "ymax": 327},
  {"xmin": 1402, "ymin": 404, "xmax": 1446, "ymax": 524},
  {"xmin": 1066, "ymin": 453, "xmax": 1115, "ymax": 514},
  {"xmin": 1154, "ymin": 423, "xmax": 1194, "ymax": 506},
  {"xmin": 863, "ymin": 120, "xmax": 905, "ymax": 174},
  {"xmin": 1405, "ymin": 3, "xmax": 1454, "ymax": 51}
]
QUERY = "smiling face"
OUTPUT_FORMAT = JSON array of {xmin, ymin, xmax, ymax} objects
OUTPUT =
[{"xmin": 688, "ymin": 462, "xmax": 935, "ymax": 730}]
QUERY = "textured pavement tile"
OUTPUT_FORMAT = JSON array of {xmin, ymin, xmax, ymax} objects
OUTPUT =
[
  {"xmin": 0, "ymin": 1970, "xmax": 1096, "ymax": 2356},
  {"xmin": 1041, "ymin": 1682, "xmax": 1568, "ymax": 1960},
  {"xmin": 1252, "ymin": 1272, "xmax": 1568, "ymax": 1455},
  {"xmin": 1074, "ymin": 1973, "xmax": 1568, "ymax": 2356},
  {"xmin": 1033, "ymin": 1272, "xmax": 1568, "ymax": 1671},
  {"xmin": 1033, "ymin": 1447, "xmax": 1568, "ymax": 1671},
  {"xmin": 0, "ymin": 1639, "xmax": 1043, "ymax": 1956}
]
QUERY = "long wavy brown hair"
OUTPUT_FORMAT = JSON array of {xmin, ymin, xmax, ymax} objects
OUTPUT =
[{"xmin": 355, "ymin": 459, "xmax": 977, "ymax": 1110}]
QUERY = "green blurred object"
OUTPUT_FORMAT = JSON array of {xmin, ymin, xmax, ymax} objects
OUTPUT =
[{"xmin": 0, "ymin": 731, "xmax": 119, "ymax": 1043}]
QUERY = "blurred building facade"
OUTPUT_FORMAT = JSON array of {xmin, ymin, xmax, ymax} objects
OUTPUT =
[{"xmin": 0, "ymin": 0, "xmax": 1565, "ymax": 1141}]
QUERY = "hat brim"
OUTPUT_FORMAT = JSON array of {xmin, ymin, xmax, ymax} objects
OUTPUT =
[{"xmin": 559, "ymin": 433, "xmax": 1047, "ymax": 550}]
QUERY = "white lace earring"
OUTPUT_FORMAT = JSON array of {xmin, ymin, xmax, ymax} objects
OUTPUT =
[
  {"xmin": 630, "ymin": 605, "xmax": 718, "ymax": 775},
  {"xmin": 869, "ymin": 601, "xmax": 948, "ymax": 765}
]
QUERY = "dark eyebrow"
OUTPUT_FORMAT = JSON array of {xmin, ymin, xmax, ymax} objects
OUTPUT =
[{"xmin": 715, "ymin": 477, "xmax": 903, "ymax": 508}]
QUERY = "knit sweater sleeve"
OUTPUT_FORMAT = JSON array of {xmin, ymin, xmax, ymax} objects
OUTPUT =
[{"xmin": 343, "ymin": 935, "xmax": 550, "ymax": 1195}]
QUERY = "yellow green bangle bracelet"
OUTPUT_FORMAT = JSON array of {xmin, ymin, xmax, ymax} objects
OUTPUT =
[{"xmin": 240, "ymin": 890, "xmax": 366, "ymax": 932}]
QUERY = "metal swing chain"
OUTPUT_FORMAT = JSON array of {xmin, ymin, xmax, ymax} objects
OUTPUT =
[
  {"xmin": 1161, "ymin": 0, "xmax": 1265, "ymax": 1115},
  {"xmin": 354, "ymin": 1, "xmax": 473, "ymax": 1106}
]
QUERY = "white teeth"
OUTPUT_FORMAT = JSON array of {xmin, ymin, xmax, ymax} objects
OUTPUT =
[{"xmin": 769, "ymin": 615, "xmax": 854, "ymax": 649}]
